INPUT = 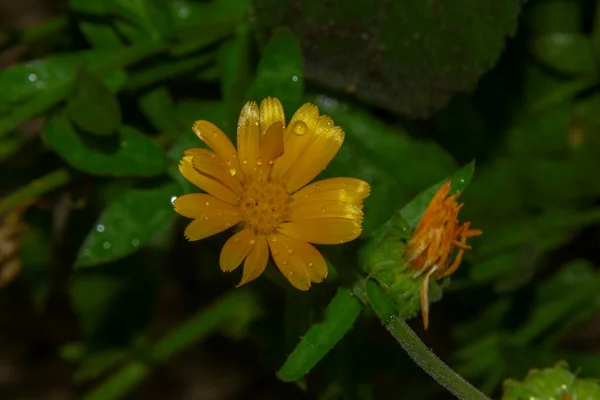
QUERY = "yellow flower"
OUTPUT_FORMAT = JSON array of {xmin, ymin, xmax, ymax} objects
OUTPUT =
[
  {"xmin": 173, "ymin": 97, "xmax": 370, "ymax": 290},
  {"xmin": 405, "ymin": 181, "xmax": 482, "ymax": 329}
]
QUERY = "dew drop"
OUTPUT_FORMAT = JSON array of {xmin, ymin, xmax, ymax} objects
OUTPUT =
[
  {"xmin": 96, "ymin": 224, "xmax": 105, "ymax": 233},
  {"xmin": 204, "ymin": 201, "xmax": 210, "ymax": 206},
  {"xmin": 212, "ymin": 131, "xmax": 217, "ymax": 137},
  {"xmin": 225, "ymin": 222, "xmax": 232, "ymax": 227},
  {"xmin": 292, "ymin": 121, "xmax": 308, "ymax": 136},
  {"xmin": 288, "ymin": 270, "xmax": 293, "ymax": 274},
  {"xmin": 249, "ymin": 239, "xmax": 256, "ymax": 245},
  {"xmin": 283, "ymin": 260, "xmax": 288, "ymax": 265},
  {"xmin": 256, "ymin": 158, "xmax": 263, "ymax": 166},
  {"xmin": 268, "ymin": 160, "xmax": 274, "ymax": 165},
  {"xmin": 234, "ymin": 238, "xmax": 240, "ymax": 243},
  {"xmin": 28, "ymin": 73, "xmax": 38, "ymax": 82},
  {"xmin": 292, "ymin": 75, "xmax": 298, "ymax": 82},
  {"xmin": 229, "ymin": 168, "xmax": 236, "ymax": 176},
  {"xmin": 308, "ymin": 262, "xmax": 314, "ymax": 267},
  {"xmin": 132, "ymin": 238, "xmax": 140, "ymax": 247},
  {"xmin": 274, "ymin": 251, "xmax": 280, "ymax": 255},
  {"xmin": 242, "ymin": 160, "xmax": 248, "ymax": 165},
  {"xmin": 203, "ymin": 216, "xmax": 209, "ymax": 220},
  {"xmin": 217, "ymin": 212, "xmax": 222, "ymax": 217},
  {"xmin": 170, "ymin": 196, "xmax": 177, "ymax": 204},
  {"xmin": 287, "ymin": 250, "xmax": 293, "ymax": 255},
  {"xmin": 103, "ymin": 241, "xmax": 111, "ymax": 250}
]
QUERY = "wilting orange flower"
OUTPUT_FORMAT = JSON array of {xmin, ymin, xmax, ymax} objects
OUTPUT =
[
  {"xmin": 173, "ymin": 97, "xmax": 370, "ymax": 290},
  {"xmin": 405, "ymin": 181, "xmax": 482, "ymax": 329}
]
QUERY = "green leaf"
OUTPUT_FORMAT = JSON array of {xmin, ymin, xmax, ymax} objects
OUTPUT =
[
  {"xmin": 70, "ymin": 274, "xmax": 126, "ymax": 337},
  {"xmin": 253, "ymin": 0, "xmax": 522, "ymax": 117},
  {"xmin": 530, "ymin": 33, "xmax": 597, "ymax": 75},
  {"xmin": 277, "ymin": 287, "xmax": 362, "ymax": 382},
  {"xmin": 220, "ymin": 29, "xmax": 253, "ymax": 120},
  {"xmin": 108, "ymin": 0, "xmax": 176, "ymax": 40},
  {"xmin": 138, "ymin": 86, "xmax": 178, "ymax": 133},
  {"xmin": 78, "ymin": 22, "xmax": 124, "ymax": 49},
  {"xmin": 502, "ymin": 362, "xmax": 600, "ymax": 400},
  {"xmin": 400, "ymin": 161, "xmax": 475, "ymax": 229},
  {"xmin": 247, "ymin": 28, "xmax": 304, "ymax": 115},
  {"xmin": 44, "ymin": 116, "xmax": 166, "ymax": 177},
  {"xmin": 66, "ymin": 68, "xmax": 122, "ymax": 136},
  {"xmin": 75, "ymin": 182, "xmax": 178, "ymax": 268}
]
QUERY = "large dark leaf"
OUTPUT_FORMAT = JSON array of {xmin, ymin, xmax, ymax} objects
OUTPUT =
[{"xmin": 253, "ymin": 0, "xmax": 522, "ymax": 117}]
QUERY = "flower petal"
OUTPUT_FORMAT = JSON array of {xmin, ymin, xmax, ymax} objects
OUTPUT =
[
  {"xmin": 179, "ymin": 155, "xmax": 239, "ymax": 204},
  {"xmin": 267, "ymin": 233, "xmax": 311, "ymax": 290},
  {"xmin": 173, "ymin": 193, "xmax": 237, "ymax": 219},
  {"xmin": 260, "ymin": 121, "xmax": 284, "ymax": 165},
  {"xmin": 259, "ymin": 97, "xmax": 285, "ymax": 134},
  {"xmin": 289, "ymin": 199, "xmax": 363, "ymax": 221},
  {"xmin": 238, "ymin": 234, "xmax": 269, "ymax": 286},
  {"xmin": 292, "ymin": 178, "xmax": 371, "ymax": 205},
  {"xmin": 192, "ymin": 121, "xmax": 241, "ymax": 178},
  {"xmin": 183, "ymin": 214, "xmax": 240, "ymax": 241},
  {"xmin": 286, "ymin": 126, "xmax": 344, "ymax": 192},
  {"xmin": 237, "ymin": 101, "xmax": 261, "ymax": 176},
  {"xmin": 284, "ymin": 235, "xmax": 328, "ymax": 283},
  {"xmin": 185, "ymin": 148, "xmax": 243, "ymax": 195},
  {"xmin": 220, "ymin": 228, "xmax": 256, "ymax": 272},
  {"xmin": 271, "ymin": 103, "xmax": 320, "ymax": 181},
  {"xmin": 279, "ymin": 218, "xmax": 362, "ymax": 244}
]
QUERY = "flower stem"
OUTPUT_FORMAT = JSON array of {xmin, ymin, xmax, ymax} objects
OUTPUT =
[{"xmin": 354, "ymin": 279, "xmax": 490, "ymax": 400}]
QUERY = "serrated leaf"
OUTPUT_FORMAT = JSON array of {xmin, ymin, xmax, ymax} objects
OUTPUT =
[
  {"xmin": 253, "ymin": 0, "xmax": 522, "ymax": 117},
  {"xmin": 44, "ymin": 116, "xmax": 166, "ymax": 177},
  {"xmin": 247, "ymin": 28, "xmax": 304, "ymax": 115},
  {"xmin": 66, "ymin": 67, "xmax": 122, "ymax": 136},
  {"xmin": 277, "ymin": 287, "xmax": 362, "ymax": 382},
  {"xmin": 75, "ymin": 183, "xmax": 178, "ymax": 267}
]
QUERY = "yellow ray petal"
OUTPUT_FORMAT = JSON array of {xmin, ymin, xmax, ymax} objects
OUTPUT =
[
  {"xmin": 260, "ymin": 121, "xmax": 284, "ymax": 166},
  {"xmin": 192, "ymin": 121, "xmax": 241, "ymax": 178},
  {"xmin": 259, "ymin": 97, "xmax": 285, "ymax": 135},
  {"xmin": 286, "ymin": 126, "xmax": 345, "ymax": 192},
  {"xmin": 271, "ymin": 103, "xmax": 319, "ymax": 181},
  {"xmin": 292, "ymin": 178, "xmax": 371, "ymax": 205},
  {"xmin": 220, "ymin": 228, "xmax": 256, "ymax": 272},
  {"xmin": 184, "ymin": 214, "xmax": 240, "ymax": 241},
  {"xmin": 238, "ymin": 234, "xmax": 269, "ymax": 286},
  {"xmin": 279, "ymin": 234, "xmax": 328, "ymax": 283},
  {"xmin": 237, "ymin": 101, "xmax": 261, "ymax": 176},
  {"xmin": 173, "ymin": 193, "xmax": 237, "ymax": 219},
  {"xmin": 178, "ymin": 156, "xmax": 239, "ymax": 204},
  {"xmin": 289, "ymin": 199, "xmax": 363, "ymax": 221},
  {"xmin": 279, "ymin": 218, "xmax": 362, "ymax": 245},
  {"xmin": 267, "ymin": 233, "xmax": 312, "ymax": 290},
  {"xmin": 420, "ymin": 265, "xmax": 438, "ymax": 330},
  {"xmin": 185, "ymin": 148, "xmax": 243, "ymax": 195}
]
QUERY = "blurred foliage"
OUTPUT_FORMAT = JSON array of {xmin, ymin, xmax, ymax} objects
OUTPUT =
[{"xmin": 1, "ymin": 0, "xmax": 600, "ymax": 399}]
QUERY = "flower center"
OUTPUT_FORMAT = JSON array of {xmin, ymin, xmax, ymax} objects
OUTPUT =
[{"xmin": 238, "ymin": 178, "xmax": 291, "ymax": 235}]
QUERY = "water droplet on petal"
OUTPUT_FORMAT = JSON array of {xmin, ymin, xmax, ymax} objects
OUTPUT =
[
  {"xmin": 96, "ymin": 224, "xmax": 105, "ymax": 233},
  {"xmin": 308, "ymin": 262, "xmax": 314, "ymax": 267},
  {"xmin": 204, "ymin": 201, "xmax": 210, "ymax": 206},
  {"xmin": 103, "ymin": 241, "xmax": 111, "ymax": 249},
  {"xmin": 242, "ymin": 160, "xmax": 248, "ymax": 165},
  {"xmin": 268, "ymin": 160, "xmax": 274, "ymax": 165},
  {"xmin": 283, "ymin": 260, "xmax": 288, "ymax": 265},
  {"xmin": 203, "ymin": 216, "xmax": 208, "ymax": 220},
  {"xmin": 250, "ymin": 239, "xmax": 256, "ymax": 245},
  {"xmin": 212, "ymin": 131, "xmax": 217, "ymax": 137},
  {"xmin": 229, "ymin": 168, "xmax": 236, "ymax": 176},
  {"xmin": 256, "ymin": 158, "xmax": 263, "ymax": 166},
  {"xmin": 292, "ymin": 121, "xmax": 308, "ymax": 136},
  {"xmin": 170, "ymin": 196, "xmax": 177, "ymax": 204},
  {"xmin": 287, "ymin": 250, "xmax": 293, "ymax": 255},
  {"xmin": 288, "ymin": 270, "xmax": 293, "ymax": 274},
  {"xmin": 274, "ymin": 251, "xmax": 280, "ymax": 255}
]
